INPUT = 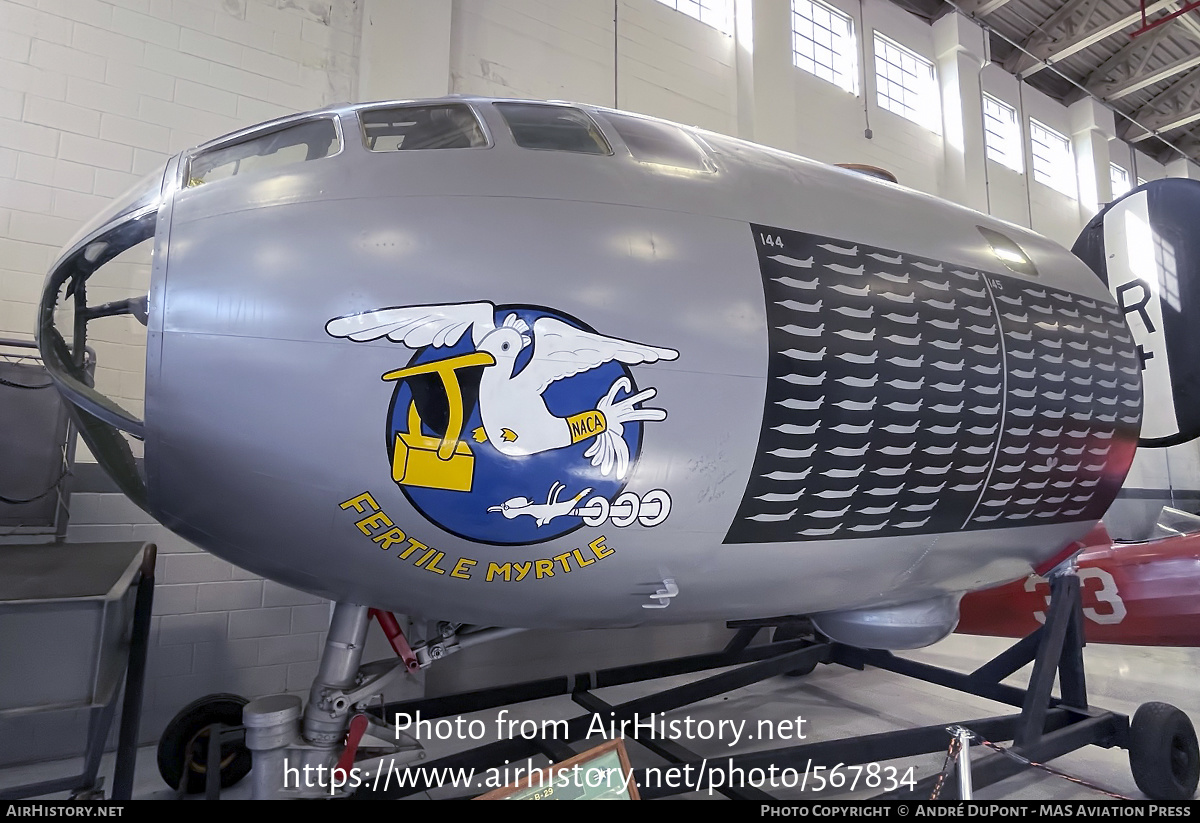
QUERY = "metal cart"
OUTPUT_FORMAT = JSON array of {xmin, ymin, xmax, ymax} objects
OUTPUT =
[
  {"xmin": 0, "ymin": 338, "xmax": 155, "ymax": 800},
  {"xmin": 0, "ymin": 338, "xmax": 79, "ymax": 539}
]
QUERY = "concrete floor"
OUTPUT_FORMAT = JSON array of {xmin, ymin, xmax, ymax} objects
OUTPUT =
[{"xmin": 2, "ymin": 632, "xmax": 1196, "ymax": 801}]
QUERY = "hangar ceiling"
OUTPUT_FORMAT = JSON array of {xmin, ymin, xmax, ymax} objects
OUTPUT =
[{"xmin": 890, "ymin": 0, "xmax": 1200, "ymax": 167}]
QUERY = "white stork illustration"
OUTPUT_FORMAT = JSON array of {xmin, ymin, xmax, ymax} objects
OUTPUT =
[{"xmin": 325, "ymin": 301, "xmax": 678, "ymax": 479}]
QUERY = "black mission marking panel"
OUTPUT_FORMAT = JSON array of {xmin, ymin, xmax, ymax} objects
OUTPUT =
[{"xmin": 724, "ymin": 225, "xmax": 1142, "ymax": 545}]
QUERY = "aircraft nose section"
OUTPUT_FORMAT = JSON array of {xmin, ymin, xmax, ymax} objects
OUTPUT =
[{"xmin": 35, "ymin": 166, "xmax": 169, "ymax": 510}]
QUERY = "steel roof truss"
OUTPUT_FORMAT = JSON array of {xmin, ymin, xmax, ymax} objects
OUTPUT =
[
  {"xmin": 1127, "ymin": 64, "xmax": 1200, "ymax": 139},
  {"xmin": 1007, "ymin": 0, "xmax": 1177, "ymax": 76}
]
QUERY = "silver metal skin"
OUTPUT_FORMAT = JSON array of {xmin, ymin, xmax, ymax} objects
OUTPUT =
[
  {"xmin": 38, "ymin": 97, "xmax": 1143, "ymax": 650},
  {"xmin": 243, "ymin": 694, "xmax": 302, "ymax": 800},
  {"xmin": 303, "ymin": 603, "xmax": 370, "ymax": 748},
  {"xmin": 956, "ymin": 726, "xmax": 974, "ymax": 800},
  {"xmin": 811, "ymin": 595, "xmax": 963, "ymax": 650},
  {"xmin": 267, "ymin": 602, "xmax": 423, "ymax": 798}
]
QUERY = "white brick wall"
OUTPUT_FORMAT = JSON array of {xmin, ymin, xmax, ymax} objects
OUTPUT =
[
  {"xmin": 618, "ymin": 0, "xmax": 737, "ymax": 133},
  {"xmin": 50, "ymin": 489, "xmax": 422, "ymax": 767},
  {"xmin": 0, "ymin": 489, "xmax": 357, "ymax": 767},
  {"xmin": 23, "ymin": 494, "xmax": 421, "ymax": 766},
  {"xmin": 64, "ymin": 493, "xmax": 336, "ymax": 728},
  {"xmin": 449, "ymin": 0, "xmax": 617, "ymax": 106},
  {"xmin": 448, "ymin": 0, "xmax": 738, "ymax": 134},
  {"xmin": 0, "ymin": 0, "xmax": 360, "ymax": 420}
]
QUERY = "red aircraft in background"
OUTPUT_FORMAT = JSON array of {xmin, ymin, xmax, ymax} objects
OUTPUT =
[{"xmin": 958, "ymin": 510, "xmax": 1200, "ymax": 646}]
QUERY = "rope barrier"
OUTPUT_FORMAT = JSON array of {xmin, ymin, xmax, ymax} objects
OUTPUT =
[{"xmin": 936, "ymin": 726, "xmax": 1133, "ymax": 801}]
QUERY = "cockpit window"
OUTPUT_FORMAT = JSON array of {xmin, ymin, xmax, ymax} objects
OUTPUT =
[
  {"xmin": 494, "ymin": 103, "xmax": 611, "ymax": 155},
  {"xmin": 602, "ymin": 111, "xmax": 714, "ymax": 172},
  {"xmin": 360, "ymin": 103, "xmax": 487, "ymax": 151},
  {"xmin": 187, "ymin": 117, "xmax": 340, "ymax": 187}
]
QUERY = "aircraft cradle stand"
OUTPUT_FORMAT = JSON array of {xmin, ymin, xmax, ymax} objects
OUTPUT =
[
  {"xmin": 349, "ymin": 572, "xmax": 1198, "ymax": 800},
  {"xmin": 176, "ymin": 573, "xmax": 1197, "ymax": 800},
  {"xmin": 366, "ymin": 572, "xmax": 1196, "ymax": 800}
]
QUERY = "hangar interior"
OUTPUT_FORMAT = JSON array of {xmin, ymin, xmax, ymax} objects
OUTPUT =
[{"xmin": 2, "ymin": 0, "xmax": 1200, "ymax": 801}]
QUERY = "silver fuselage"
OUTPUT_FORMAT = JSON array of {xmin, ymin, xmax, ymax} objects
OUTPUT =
[{"xmin": 39, "ymin": 98, "xmax": 1140, "ymax": 638}]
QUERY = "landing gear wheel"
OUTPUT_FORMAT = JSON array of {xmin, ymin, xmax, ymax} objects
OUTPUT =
[
  {"xmin": 773, "ymin": 624, "xmax": 819, "ymax": 678},
  {"xmin": 1129, "ymin": 702, "xmax": 1200, "ymax": 800},
  {"xmin": 157, "ymin": 693, "xmax": 252, "ymax": 794}
]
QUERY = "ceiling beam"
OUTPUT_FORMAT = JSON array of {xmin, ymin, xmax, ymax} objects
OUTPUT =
[
  {"xmin": 1178, "ymin": 4, "xmax": 1200, "ymax": 39},
  {"xmin": 953, "ymin": 0, "xmax": 1015, "ymax": 17},
  {"xmin": 1084, "ymin": 24, "xmax": 1174, "ymax": 99},
  {"xmin": 1129, "ymin": 107, "xmax": 1200, "ymax": 139},
  {"xmin": 1111, "ymin": 2, "xmax": 1200, "ymax": 99},
  {"xmin": 1125, "ymin": 64, "xmax": 1200, "ymax": 140},
  {"xmin": 1087, "ymin": 4, "xmax": 1200, "ymax": 99},
  {"xmin": 1178, "ymin": 127, "xmax": 1200, "ymax": 156},
  {"xmin": 1151, "ymin": 126, "xmax": 1200, "ymax": 163},
  {"xmin": 1004, "ymin": 0, "xmax": 1099, "ymax": 74},
  {"xmin": 1097, "ymin": 47, "xmax": 1200, "ymax": 100},
  {"xmin": 1006, "ymin": 0, "xmax": 1176, "ymax": 77}
]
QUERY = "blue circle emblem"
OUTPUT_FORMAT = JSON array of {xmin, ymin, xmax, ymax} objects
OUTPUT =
[{"xmin": 386, "ymin": 306, "xmax": 643, "ymax": 546}]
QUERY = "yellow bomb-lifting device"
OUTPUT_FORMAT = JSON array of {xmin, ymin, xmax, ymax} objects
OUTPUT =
[{"xmin": 382, "ymin": 352, "xmax": 495, "ymax": 492}]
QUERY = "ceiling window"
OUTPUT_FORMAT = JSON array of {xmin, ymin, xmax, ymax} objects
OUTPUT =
[
  {"xmin": 1029, "ymin": 119, "xmax": 1075, "ymax": 198},
  {"xmin": 792, "ymin": 0, "xmax": 858, "ymax": 95},
  {"xmin": 655, "ymin": 0, "xmax": 732, "ymax": 34},
  {"xmin": 982, "ymin": 94, "xmax": 1021, "ymax": 173},
  {"xmin": 873, "ymin": 33, "xmax": 939, "ymax": 133},
  {"xmin": 1110, "ymin": 163, "xmax": 1131, "ymax": 199}
]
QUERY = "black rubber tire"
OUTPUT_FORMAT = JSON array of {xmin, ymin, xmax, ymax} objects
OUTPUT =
[
  {"xmin": 156, "ymin": 693, "xmax": 252, "ymax": 794},
  {"xmin": 773, "ymin": 625, "xmax": 819, "ymax": 677},
  {"xmin": 1129, "ymin": 702, "xmax": 1200, "ymax": 800}
]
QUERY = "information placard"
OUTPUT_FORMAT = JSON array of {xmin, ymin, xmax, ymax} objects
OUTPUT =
[{"xmin": 475, "ymin": 738, "xmax": 639, "ymax": 800}]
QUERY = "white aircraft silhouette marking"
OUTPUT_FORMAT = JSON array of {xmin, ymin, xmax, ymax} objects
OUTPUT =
[{"xmin": 488, "ymin": 481, "xmax": 593, "ymax": 527}]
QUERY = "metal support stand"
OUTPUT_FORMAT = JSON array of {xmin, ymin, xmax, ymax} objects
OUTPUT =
[
  {"xmin": 355, "ymin": 571, "xmax": 1133, "ymax": 800},
  {"xmin": 867, "ymin": 572, "xmax": 1119, "ymax": 799},
  {"xmin": 112, "ymin": 545, "xmax": 157, "ymax": 800},
  {"xmin": 955, "ymin": 727, "xmax": 974, "ymax": 800},
  {"xmin": 173, "ymin": 723, "xmax": 247, "ymax": 801}
]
